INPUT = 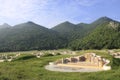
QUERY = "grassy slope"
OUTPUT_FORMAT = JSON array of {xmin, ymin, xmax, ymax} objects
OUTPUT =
[{"xmin": 0, "ymin": 50, "xmax": 119, "ymax": 80}]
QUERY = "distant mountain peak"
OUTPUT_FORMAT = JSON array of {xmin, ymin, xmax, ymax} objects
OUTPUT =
[
  {"xmin": 25, "ymin": 21, "xmax": 46, "ymax": 28},
  {"xmin": 26, "ymin": 21, "xmax": 35, "ymax": 24},
  {"xmin": 13, "ymin": 21, "xmax": 48, "ymax": 30},
  {"xmin": 52, "ymin": 21, "xmax": 76, "ymax": 33},
  {"xmin": 0, "ymin": 23, "xmax": 11, "ymax": 28},
  {"xmin": 2, "ymin": 23, "xmax": 11, "ymax": 26},
  {"xmin": 101, "ymin": 16, "xmax": 110, "ymax": 19},
  {"xmin": 99, "ymin": 16, "xmax": 113, "ymax": 21},
  {"xmin": 53, "ymin": 21, "xmax": 75, "ymax": 28},
  {"xmin": 91, "ymin": 16, "xmax": 114, "ymax": 25},
  {"xmin": 77, "ymin": 22, "xmax": 88, "ymax": 26},
  {"xmin": 14, "ymin": 21, "xmax": 38, "ymax": 27},
  {"xmin": 64, "ymin": 21, "xmax": 71, "ymax": 23},
  {"xmin": 60, "ymin": 21, "xmax": 74, "ymax": 25}
]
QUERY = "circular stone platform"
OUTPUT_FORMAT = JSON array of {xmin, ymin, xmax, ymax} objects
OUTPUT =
[{"xmin": 45, "ymin": 64, "xmax": 104, "ymax": 72}]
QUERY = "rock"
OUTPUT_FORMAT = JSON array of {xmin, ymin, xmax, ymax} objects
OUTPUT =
[
  {"xmin": 0, "ymin": 60, "xmax": 4, "ymax": 62},
  {"xmin": 7, "ymin": 59, "xmax": 12, "ymax": 62},
  {"xmin": 109, "ymin": 21, "xmax": 119, "ymax": 29},
  {"xmin": 36, "ymin": 56, "xmax": 40, "ymax": 58},
  {"xmin": 103, "ymin": 65, "xmax": 111, "ymax": 70}
]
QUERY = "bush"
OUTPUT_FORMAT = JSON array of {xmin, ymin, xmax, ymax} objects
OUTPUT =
[
  {"xmin": 111, "ymin": 58, "xmax": 120, "ymax": 69},
  {"xmin": 15, "ymin": 55, "xmax": 36, "ymax": 61},
  {"xmin": 56, "ymin": 53, "xmax": 61, "ymax": 55},
  {"xmin": 43, "ymin": 53, "xmax": 54, "ymax": 57}
]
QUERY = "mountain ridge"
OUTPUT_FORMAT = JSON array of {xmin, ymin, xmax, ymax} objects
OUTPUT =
[
  {"xmin": 70, "ymin": 19, "xmax": 120, "ymax": 50},
  {"xmin": 0, "ymin": 16, "xmax": 119, "ymax": 51}
]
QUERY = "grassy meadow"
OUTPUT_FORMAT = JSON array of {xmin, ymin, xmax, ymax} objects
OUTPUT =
[{"xmin": 0, "ymin": 49, "xmax": 119, "ymax": 80}]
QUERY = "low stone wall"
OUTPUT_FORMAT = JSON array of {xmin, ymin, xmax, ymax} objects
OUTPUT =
[
  {"xmin": 57, "ymin": 64, "xmax": 103, "ymax": 69},
  {"xmin": 103, "ymin": 66, "xmax": 111, "ymax": 70},
  {"xmin": 45, "ymin": 53, "xmax": 112, "ymax": 72},
  {"xmin": 102, "ymin": 59, "xmax": 111, "ymax": 70}
]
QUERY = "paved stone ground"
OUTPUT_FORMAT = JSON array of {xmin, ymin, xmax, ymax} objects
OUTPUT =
[
  {"xmin": 114, "ymin": 56, "xmax": 120, "ymax": 58},
  {"xmin": 45, "ymin": 64, "xmax": 104, "ymax": 72}
]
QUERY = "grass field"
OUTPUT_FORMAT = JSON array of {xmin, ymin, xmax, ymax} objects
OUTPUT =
[{"xmin": 0, "ymin": 49, "xmax": 120, "ymax": 80}]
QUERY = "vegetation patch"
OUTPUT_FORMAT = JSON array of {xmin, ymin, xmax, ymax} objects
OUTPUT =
[
  {"xmin": 15, "ymin": 55, "xmax": 36, "ymax": 61},
  {"xmin": 0, "ymin": 50, "xmax": 119, "ymax": 80}
]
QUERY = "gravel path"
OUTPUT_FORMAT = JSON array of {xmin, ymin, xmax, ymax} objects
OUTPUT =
[{"xmin": 45, "ymin": 64, "xmax": 104, "ymax": 72}]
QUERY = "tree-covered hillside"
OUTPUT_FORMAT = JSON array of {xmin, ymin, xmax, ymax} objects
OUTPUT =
[
  {"xmin": 70, "ymin": 20, "xmax": 120, "ymax": 50},
  {"xmin": 0, "ymin": 23, "xmax": 11, "ymax": 29},
  {"xmin": 52, "ymin": 21, "xmax": 84, "ymax": 42},
  {"xmin": 0, "ymin": 17, "xmax": 119, "ymax": 52},
  {"xmin": 0, "ymin": 22, "xmax": 66, "ymax": 52},
  {"xmin": 52, "ymin": 21, "xmax": 93, "ymax": 43},
  {"xmin": 52, "ymin": 17, "xmax": 115, "ymax": 47}
]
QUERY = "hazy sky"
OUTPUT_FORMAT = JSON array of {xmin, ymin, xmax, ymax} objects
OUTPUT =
[{"xmin": 0, "ymin": 0, "xmax": 120, "ymax": 28}]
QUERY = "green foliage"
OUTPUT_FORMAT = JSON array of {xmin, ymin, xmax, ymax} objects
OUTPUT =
[
  {"xmin": 70, "ymin": 19, "xmax": 120, "ymax": 50},
  {"xmin": 0, "ymin": 17, "xmax": 120, "ymax": 52},
  {"xmin": 52, "ymin": 21, "xmax": 95, "ymax": 44},
  {"xmin": 15, "ymin": 55, "xmax": 36, "ymax": 61},
  {"xmin": 52, "ymin": 17, "xmax": 116, "ymax": 50},
  {"xmin": 0, "ymin": 22, "xmax": 66, "ymax": 52},
  {"xmin": 43, "ymin": 53, "xmax": 54, "ymax": 57},
  {"xmin": 0, "ymin": 50, "xmax": 119, "ymax": 80},
  {"xmin": 56, "ymin": 53, "xmax": 61, "ymax": 55},
  {"xmin": 111, "ymin": 58, "xmax": 120, "ymax": 69}
]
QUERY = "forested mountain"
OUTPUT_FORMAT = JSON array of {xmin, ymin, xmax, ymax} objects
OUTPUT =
[
  {"xmin": 52, "ymin": 21, "xmax": 92, "ymax": 43},
  {"xmin": 0, "ymin": 23, "xmax": 11, "ymax": 29},
  {"xmin": 52, "ymin": 21, "xmax": 81, "ymax": 42},
  {"xmin": 52, "ymin": 21, "xmax": 76, "ymax": 33},
  {"xmin": 0, "ymin": 17, "xmax": 119, "ymax": 52},
  {"xmin": 77, "ymin": 17, "xmax": 113, "ymax": 32},
  {"xmin": 70, "ymin": 18, "xmax": 120, "ymax": 50},
  {"xmin": 0, "ymin": 22, "xmax": 66, "ymax": 52},
  {"xmin": 52, "ymin": 17, "xmax": 113, "ymax": 45}
]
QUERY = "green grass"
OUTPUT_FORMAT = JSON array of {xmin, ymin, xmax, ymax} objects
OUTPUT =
[{"xmin": 0, "ymin": 49, "xmax": 119, "ymax": 80}]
